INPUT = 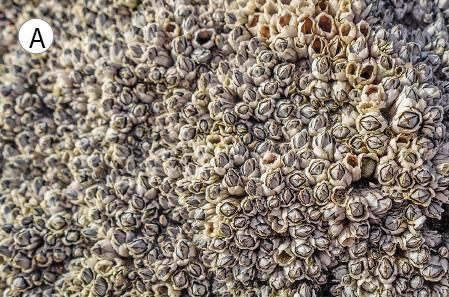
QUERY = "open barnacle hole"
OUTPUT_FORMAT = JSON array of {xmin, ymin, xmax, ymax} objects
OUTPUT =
[
  {"xmin": 317, "ymin": 0, "xmax": 329, "ymax": 12},
  {"xmin": 395, "ymin": 65, "xmax": 405, "ymax": 76},
  {"xmin": 279, "ymin": 13, "xmax": 291, "ymax": 28},
  {"xmin": 194, "ymin": 29, "xmax": 214, "ymax": 48},
  {"xmin": 346, "ymin": 62, "xmax": 358, "ymax": 78},
  {"xmin": 275, "ymin": 250, "xmax": 295, "ymax": 267},
  {"xmin": 360, "ymin": 65, "xmax": 375, "ymax": 81},
  {"xmin": 317, "ymin": 14, "xmax": 333, "ymax": 34},
  {"xmin": 350, "ymin": 156, "xmax": 378, "ymax": 189},
  {"xmin": 299, "ymin": 16, "xmax": 314, "ymax": 35},
  {"xmin": 310, "ymin": 36, "xmax": 326, "ymax": 56},
  {"xmin": 248, "ymin": 14, "xmax": 259, "ymax": 31},
  {"xmin": 364, "ymin": 85, "xmax": 378, "ymax": 97},
  {"xmin": 357, "ymin": 22, "xmax": 370, "ymax": 38},
  {"xmin": 339, "ymin": 23, "xmax": 353, "ymax": 39},
  {"xmin": 331, "ymin": 186, "xmax": 347, "ymax": 206},
  {"xmin": 258, "ymin": 25, "xmax": 271, "ymax": 39}
]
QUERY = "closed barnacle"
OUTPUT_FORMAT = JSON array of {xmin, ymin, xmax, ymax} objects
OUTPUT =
[
  {"xmin": 312, "ymin": 130, "xmax": 335, "ymax": 161},
  {"xmin": 235, "ymin": 229, "xmax": 259, "ymax": 250},
  {"xmin": 271, "ymin": 35, "xmax": 297, "ymax": 63},
  {"xmin": 376, "ymin": 160, "xmax": 399, "ymax": 186},
  {"xmin": 257, "ymin": 50, "xmax": 279, "ymax": 69},
  {"xmin": 391, "ymin": 107, "xmax": 424, "ymax": 135},
  {"xmin": 229, "ymin": 25, "xmax": 251, "ymax": 51},
  {"xmin": 383, "ymin": 212, "xmax": 407, "ymax": 235},
  {"xmin": 285, "ymin": 170, "xmax": 308, "ymax": 192},
  {"xmin": 395, "ymin": 169, "xmax": 414, "ymax": 190},
  {"xmin": 175, "ymin": 55, "xmax": 196, "ymax": 81},
  {"xmin": 314, "ymin": 181, "xmax": 331, "ymax": 206},
  {"xmin": 248, "ymin": 64, "xmax": 271, "ymax": 86},
  {"xmin": 424, "ymin": 201, "xmax": 443, "ymax": 220},
  {"xmin": 407, "ymin": 186, "xmax": 434, "ymax": 207},
  {"xmin": 345, "ymin": 196, "xmax": 368, "ymax": 222},
  {"xmin": 93, "ymin": 276, "xmax": 109, "ymax": 296},
  {"xmin": 376, "ymin": 256, "xmax": 397, "ymax": 284},
  {"xmin": 273, "ymin": 62, "xmax": 295, "ymax": 86},
  {"xmin": 328, "ymin": 162, "xmax": 351, "ymax": 187}
]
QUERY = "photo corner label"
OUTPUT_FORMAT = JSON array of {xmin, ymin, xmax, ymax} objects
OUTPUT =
[{"xmin": 19, "ymin": 19, "xmax": 54, "ymax": 54}]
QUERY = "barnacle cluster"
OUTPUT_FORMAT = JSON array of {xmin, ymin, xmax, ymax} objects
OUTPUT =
[{"xmin": 1, "ymin": 0, "xmax": 449, "ymax": 296}]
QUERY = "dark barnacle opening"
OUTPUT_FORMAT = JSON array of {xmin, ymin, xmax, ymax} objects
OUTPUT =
[
  {"xmin": 196, "ymin": 30, "xmax": 213, "ymax": 45},
  {"xmin": 318, "ymin": 15, "xmax": 332, "ymax": 33},
  {"xmin": 360, "ymin": 65, "xmax": 374, "ymax": 80}
]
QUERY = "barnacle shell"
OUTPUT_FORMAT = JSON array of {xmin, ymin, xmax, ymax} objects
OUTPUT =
[{"xmin": 3, "ymin": 1, "xmax": 449, "ymax": 297}]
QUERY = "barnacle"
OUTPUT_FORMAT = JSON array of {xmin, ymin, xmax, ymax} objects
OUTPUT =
[{"xmin": 2, "ymin": 0, "xmax": 449, "ymax": 296}]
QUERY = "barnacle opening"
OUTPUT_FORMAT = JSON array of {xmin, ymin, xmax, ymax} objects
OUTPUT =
[
  {"xmin": 311, "ymin": 38, "xmax": 324, "ymax": 53},
  {"xmin": 358, "ymin": 23, "xmax": 370, "ymax": 37},
  {"xmin": 195, "ymin": 30, "xmax": 213, "ymax": 45},
  {"xmin": 165, "ymin": 23, "xmax": 175, "ymax": 33},
  {"xmin": 279, "ymin": 14, "xmax": 291, "ymax": 27},
  {"xmin": 346, "ymin": 155, "xmax": 358, "ymax": 168},
  {"xmin": 277, "ymin": 251, "xmax": 294, "ymax": 265},
  {"xmin": 301, "ymin": 18, "xmax": 313, "ymax": 35},
  {"xmin": 318, "ymin": 0, "xmax": 328, "ymax": 12},
  {"xmin": 361, "ymin": 157, "xmax": 377, "ymax": 177},
  {"xmin": 395, "ymin": 65, "xmax": 405, "ymax": 76},
  {"xmin": 259, "ymin": 25, "xmax": 270, "ymax": 38},
  {"xmin": 347, "ymin": 63, "xmax": 358, "ymax": 76},
  {"xmin": 249, "ymin": 15, "xmax": 259, "ymax": 28},
  {"xmin": 318, "ymin": 15, "xmax": 333, "ymax": 33},
  {"xmin": 360, "ymin": 65, "xmax": 374, "ymax": 80},
  {"xmin": 364, "ymin": 86, "xmax": 378, "ymax": 96},
  {"xmin": 332, "ymin": 188, "xmax": 347, "ymax": 205},
  {"xmin": 340, "ymin": 23, "xmax": 351, "ymax": 36}
]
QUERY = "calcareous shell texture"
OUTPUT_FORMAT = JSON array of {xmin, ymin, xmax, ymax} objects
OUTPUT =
[{"xmin": 2, "ymin": 0, "xmax": 449, "ymax": 296}]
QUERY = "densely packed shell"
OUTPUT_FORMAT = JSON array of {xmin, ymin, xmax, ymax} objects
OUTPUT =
[{"xmin": 1, "ymin": 0, "xmax": 449, "ymax": 296}]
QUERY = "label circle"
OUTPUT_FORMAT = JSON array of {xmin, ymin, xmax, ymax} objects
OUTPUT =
[{"xmin": 19, "ymin": 19, "xmax": 54, "ymax": 54}]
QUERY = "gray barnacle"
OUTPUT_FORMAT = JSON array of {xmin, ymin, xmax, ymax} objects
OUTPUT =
[{"xmin": 271, "ymin": 35, "xmax": 298, "ymax": 63}]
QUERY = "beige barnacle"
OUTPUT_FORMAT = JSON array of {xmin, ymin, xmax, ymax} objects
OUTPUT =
[
  {"xmin": 308, "ymin": 35, "xmax": 328, "ymax": 61},
  {"xmin": 315, "ymin": 12, "xmax": 337, "ymax": 40},
  {"xmin": 298, "ymin": 15, "xmax": 315, "ymax": 45},
  {"xmin": 338, "ymin": 20, "xmax": 357, "ymax": 44},
  {"xmin": 274, "ymin": 9, "xmax": 298, "ymax": 38},
  {"xmin": 390, "ymin": 101, "xmax": 426, "ymax": 135}
]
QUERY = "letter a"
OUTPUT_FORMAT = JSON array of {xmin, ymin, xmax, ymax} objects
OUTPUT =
[{"xmin": 29, "ymin": 28, "xmax": 45, "ymax": 49}]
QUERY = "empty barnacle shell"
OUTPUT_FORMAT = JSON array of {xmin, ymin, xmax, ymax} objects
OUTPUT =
[
  {"xmin": 315, "ymin": 12, "xmax": 337, "ymax": 40},
  {"xmin": 298, "ymin": 15, "xmax": 315, "ymax": 45}
]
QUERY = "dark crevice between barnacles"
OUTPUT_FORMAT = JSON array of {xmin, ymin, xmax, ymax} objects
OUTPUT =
[{"xmin": 426, "ymin": 204, "xmax": 449, "ymax": 235}]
